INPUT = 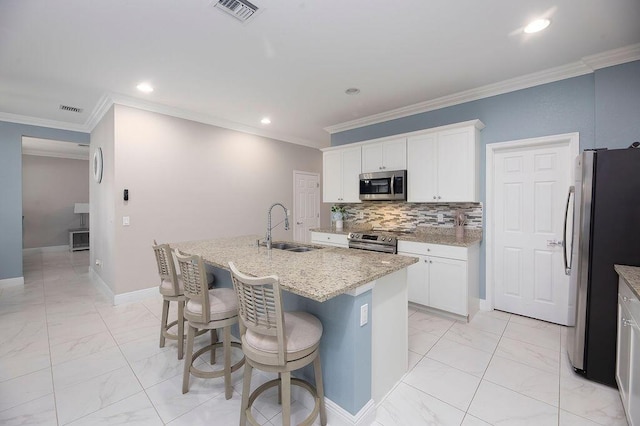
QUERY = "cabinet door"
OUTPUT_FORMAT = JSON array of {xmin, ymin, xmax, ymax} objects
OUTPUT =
[
  {"xmin": 428, "ymin": 257, "xmax": 467, "ymax": 316},
  {"xmin": 340, "ymin": 146, "xmax": 362, "ymax": 203},
  {"xmin": 617, "ymin": 301, "xmax": 632, "ymax": 407},
  {"xmin": 323, "ymin": 150, "xmax": 343, "ymax": 202},
  {"xmin": 382, "ymin": 138, "xmax": 407, "ymax": 171},
  {"xmin": 399, "ymin": 253, "xmax": 429, "ymax": 305},
  {"xmin": 362, "ymin": 143, "xmax": 384, "ymax": 173},
  {"xmin": 437, "ymin": 127, "xmax": 477, "ymax": 202},
  {"xmin": 407, "ymin": 133, "xmax": 438, "ymax": 202}
]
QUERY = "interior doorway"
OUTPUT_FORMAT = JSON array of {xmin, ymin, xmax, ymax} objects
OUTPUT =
[
  {"xmin": 21, "ymin": 137, "xmax": 90, "ymax": 253},
  {"xmin": 485, "ymin": 133, "xmax": 579, "ymax": 325},
  {"xmin": 292, "ymin": 171, "xmax": 320, "ymax": 243}
]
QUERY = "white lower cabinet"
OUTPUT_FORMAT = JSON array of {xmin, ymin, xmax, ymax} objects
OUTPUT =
[
  {"xmin": 310, "ymin": 232, "xmax": 348, "ymax": 248},
  {"xmin": 398, "ymin": 241, "xmax": 479, "ymax": 319},
  {"xmin": 616, "ymin": 278, "xmax": 640, "ymax": 425}
]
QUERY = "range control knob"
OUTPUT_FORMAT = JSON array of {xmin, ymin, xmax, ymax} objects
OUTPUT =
[{"xmin": 381, "ymin": 237, "xmax": 386, "ymax": 241}]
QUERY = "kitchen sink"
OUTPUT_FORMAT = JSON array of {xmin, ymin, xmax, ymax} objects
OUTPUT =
[{"xmin": 260, "ymin": 241, "xmax": 322, "ymax": 252}]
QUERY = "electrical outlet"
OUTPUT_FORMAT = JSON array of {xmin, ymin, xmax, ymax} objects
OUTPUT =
[
  {"xmin": 437, "ymin": 213, "xmax": 444, "ymax": 223},
  {"xmin": 360, "ymin": 304, "xmax": 368, "ymax": 326},
  {"xmin": 357, "ymin": 211, "xmax": 364, "ymax": 219}
]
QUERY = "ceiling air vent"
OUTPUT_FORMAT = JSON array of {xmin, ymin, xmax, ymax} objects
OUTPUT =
[
  {"xmin": 60, "ymin": 104, "xmax": 83, "ymax": 113},
  {"xmin": 213, "ymin": 0, "xmax": 259, "ymax": 23}
]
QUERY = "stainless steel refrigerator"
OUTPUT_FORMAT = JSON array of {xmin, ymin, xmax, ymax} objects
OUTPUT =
[{"xmin": 566, "ymin": 147, "xmax": 640, "ymax": 387}]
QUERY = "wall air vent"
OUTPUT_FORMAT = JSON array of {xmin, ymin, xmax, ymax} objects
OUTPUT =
[
  {"xmin": 213, "ymin": 0, "xmax": 259, "ymax": 23},
  {"xmin": 60, "ymin": 104, "xmax": 83, "ymax": 113}
]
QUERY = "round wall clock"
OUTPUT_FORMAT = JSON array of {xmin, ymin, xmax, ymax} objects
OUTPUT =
[{"xmin": 93, "ymin": 147, "xmax": 103, "ymax": 183}]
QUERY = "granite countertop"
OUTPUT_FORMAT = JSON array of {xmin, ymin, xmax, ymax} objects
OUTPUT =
[
  {"xmin": 310, "ymin": 226, "xmax": 482, "ymax": 247},
  {"xmin": 615, "ymin": 264, "xmax": 640, "ymax": 298},
  {"xmin": 171, "ymin": 235, "xmax": 418, "ymax": 303}
]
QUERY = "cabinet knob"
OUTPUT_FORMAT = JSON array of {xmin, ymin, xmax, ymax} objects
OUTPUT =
[
  {"xmin": 427, "ymin": 248, "xmax": 430, "ymax": 252},
  {"xmin": 623, "ymin": 296, "xmax": 629, "ymax": 302},
  {"xmin": 437, "ymin": 196, "xmax": 441, "ymax": 200},
  {"xmin": 429, "ymin": 260, "xmax": 433, "ymax": 264},
  {"xmin": 623, "ymin": 318, "xmax": 636, "ymax": 327},
  {"xmin": 433, "ymin": 196, "xmax": 437, "ymax": 200}
]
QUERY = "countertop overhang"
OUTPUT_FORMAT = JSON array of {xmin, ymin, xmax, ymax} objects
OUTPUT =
[
  {"xmin": 171, "ymin": 235, "xmax": 418, "ymax": 302},
  {"xmin": 615, "ymin": 264, "xmax": 640, "ymax": 298},
  {"xmin": 311, "ymin": 227, "xmax": 483, "ymax": 247}
]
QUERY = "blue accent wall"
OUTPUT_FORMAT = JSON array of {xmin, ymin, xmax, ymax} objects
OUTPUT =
[
  {"xmin": 0, "ymin": 121, "xmax": 89, "ymax": 280},
  {"xmin": 211, "ymin": 265, "xmax": 372, "ymax": 415},
  {"xmin": 331, "ymin": 61, "xmax": 640, "ymax": 298}
]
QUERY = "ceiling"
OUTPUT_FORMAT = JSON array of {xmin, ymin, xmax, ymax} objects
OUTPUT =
[{"xmin": 1, "ymin": 0, "xmax": 639, "ymax": 149}]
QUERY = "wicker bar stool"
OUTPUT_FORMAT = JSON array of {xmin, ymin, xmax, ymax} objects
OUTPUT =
[
  {"xmin": 152, "ymin": 241, "xmax": 187, "ymax": 360},
  {"xmin": 229, "ymin": 262, "xmax": 327, "ymax": 426},
  {"xmin": 175, "ymin": 251, "xmax": 244, "ymax": 397}
]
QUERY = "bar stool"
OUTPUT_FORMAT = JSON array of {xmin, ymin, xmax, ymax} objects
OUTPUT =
[
  {"xmin": 152, "ymin": 241, "xmax": 187, "ymax": 360},
  {"xmin": 176, "ymin": 251, "xmax": 244, "ymax": 397},
  {"xmin": 229, "ymin": 262, "xmax": 327, "ymax": 426}
]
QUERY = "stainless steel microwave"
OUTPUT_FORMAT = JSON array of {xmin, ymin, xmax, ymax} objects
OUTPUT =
[{"xmin": 359, "ymin": 170, "xmax": 407, "ymax": 201}]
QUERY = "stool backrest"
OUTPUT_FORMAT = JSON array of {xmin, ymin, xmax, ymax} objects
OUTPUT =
[
  {"xmin": 229, "ymin": 262, "xmax": 286, "ymax": 365},
  {"xmin": 152, "ymin": 240, "xmax": 180, "ymax": 297},
  {"xmin": 175, "ymin": 251, "xmax": 210, "ymax": 323}
]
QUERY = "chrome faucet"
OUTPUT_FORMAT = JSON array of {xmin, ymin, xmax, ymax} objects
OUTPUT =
[{"xmin": 265, "ymin": 203, "xmax": 289, "ymax": 250}]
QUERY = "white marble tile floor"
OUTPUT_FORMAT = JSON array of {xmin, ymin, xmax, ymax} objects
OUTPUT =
[{"xmin": 0, "ymin": 250, "xmax": 628, "ymax": 425}]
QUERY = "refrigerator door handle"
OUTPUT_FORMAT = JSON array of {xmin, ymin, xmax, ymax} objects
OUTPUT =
[{"xmin": 563, "ymin": 185, "xmax": 575, "ymax": 275}]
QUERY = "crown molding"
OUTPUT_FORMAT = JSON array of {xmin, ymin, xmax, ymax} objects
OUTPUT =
[
  {"xmin": 0, "ymin": 111, "xmax": 87, "ymax": 133},
  {"xmin": 21, "ymin": 149, "xmax": 89, "ymax": 161},
  {"xmin": 86, "ymin": 93, "xmax": 324, "ymax": 149},
  {"xmin": 324, "ymin": 43, "xmax": 640, "ymax": 135}
]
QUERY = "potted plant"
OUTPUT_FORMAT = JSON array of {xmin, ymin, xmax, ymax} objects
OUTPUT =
[{"xmin": 331, "ymin": 205, "xmax": 346, "ymax": 230}]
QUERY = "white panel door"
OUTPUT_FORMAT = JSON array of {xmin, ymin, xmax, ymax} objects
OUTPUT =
[
  {"xmin": 493, "ymin": 144, "xmax": 572, "ymax": 324},
  {"xmin": 293, "ymin": 171, "xmax": 320, "ymax": 243}
]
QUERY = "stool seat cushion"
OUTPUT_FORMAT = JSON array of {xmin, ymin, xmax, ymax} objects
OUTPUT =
[
  {"xmin": 160, "ymin": 276, "xmax": 184, "ymax": 296},
  {"xmin": 186, "ymin": 288, "xmax": 238, "ymax": 321},
  {"xmin": 245, "ymin": 312, "xmax": 322, "ymax": 354}
]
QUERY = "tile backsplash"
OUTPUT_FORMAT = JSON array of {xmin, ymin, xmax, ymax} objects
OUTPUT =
[{"xmin": 338, "ymin": 201, "xmax": 483, "ymax": 230}]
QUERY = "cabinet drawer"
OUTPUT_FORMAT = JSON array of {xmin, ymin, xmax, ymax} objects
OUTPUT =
[
  {"xmin": 311, "ymin": 232, "xmax": 348, "ymax": 248},
  {"xmin": 620, "ymin": 278, "xmax": 640, "ymax": 324},
  {"xmin": 398, "ymin": 240, "xmax": 467, "ymax": 260}
]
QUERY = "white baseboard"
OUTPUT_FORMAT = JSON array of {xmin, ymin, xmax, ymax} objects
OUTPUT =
[
  {"xmin": 292, "ymin": 385, "xmax": 376, "ymax": 426},
  {"xmin": 23, "ymin": 245, "xmax": 69, "ymax": 254},
  {"xmin": 113, "ymin": 286, "xmax": 158, "ymax": 306},
  {"xmin": 89, "ymin": 267, "xmax": 114, "ymax": 303},
  {"xmin": 89, "ymin": 267, "xmax": 158, "ymax": 306},
  {"xmin": 479, "ymin": 299, "xmax": 493, "ymax": 311},
  {"xmin": 0, "ymin": 276, "xmax": 25, "ymax": 289}
]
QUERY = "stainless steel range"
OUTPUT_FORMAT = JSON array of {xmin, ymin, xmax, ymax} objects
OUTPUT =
[{"xmin": 347, "ymin": 231, "xmax": 399, "ymax": 254}]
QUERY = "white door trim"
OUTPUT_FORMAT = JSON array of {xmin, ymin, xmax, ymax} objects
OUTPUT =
[
  {"xmin": 292, "ymin": 170, "xmax": 321, "ymax": 243},
  {"xmin": 485, "ymin": 132, "xmax": 579, "ymax": 311}
]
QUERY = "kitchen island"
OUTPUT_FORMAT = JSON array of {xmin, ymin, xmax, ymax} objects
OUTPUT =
[{"xmin": 171, "ymin": 235, "xmax": 417, "ymax": 424}]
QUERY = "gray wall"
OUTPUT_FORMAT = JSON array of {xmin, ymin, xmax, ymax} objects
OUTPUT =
[
  {"xmin": 331, "ymin": 60, "xmax": 640, "ymax": 298},
  {"xmin": 22, "ymin": 155, "xmax": 89, "ymax": 249},
  {"xmin": 93, "ymin": 105, "xmax": 328, "ymax": 295},
  {"xmin": 0, "ymin": 121, "xmax": 89, "ymax": 280}
]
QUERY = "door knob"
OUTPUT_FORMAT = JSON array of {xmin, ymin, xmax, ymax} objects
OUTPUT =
[
  {"xmin": 296, "ymin": 221, "xmax": 303, "ymax": 225},
  {"xmin": 547, "ymin": 239, "xmax": 563, "ymax": 247}
]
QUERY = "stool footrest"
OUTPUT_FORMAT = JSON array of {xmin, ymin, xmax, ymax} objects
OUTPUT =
[
  {"xmin": 246, "ymin": 377, "xmax": 321, "ymax": 426},
  {"xmin": 188, "ymin": 341, "xmax": 244, "ymax": 379}
]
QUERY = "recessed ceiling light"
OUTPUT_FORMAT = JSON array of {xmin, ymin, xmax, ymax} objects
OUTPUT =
[
  {"xmin": 345, "ymin": 88, "xmax": 360, "ymax": 95},
  {"xmin": 136, "ymin": 82, "xmax": 154, "ymax": 93},
  {"xmin": 261, "ymin": 117, "xmax": 271, "ymax": 125},
  {"xmin": 524, "ymin": 18, "xmax": 550, "ymax": 34}
]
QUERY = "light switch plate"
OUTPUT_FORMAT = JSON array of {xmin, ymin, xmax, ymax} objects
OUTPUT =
[
  {"xmin": 360, "ymin": 304, "xmax": 368, "ymax": 326},
  {"xmin": 123, "ymin": 216, "xmax": 130, "ymax": 226}
]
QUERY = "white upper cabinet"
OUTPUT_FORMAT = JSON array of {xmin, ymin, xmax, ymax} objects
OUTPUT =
[
  {"xmin": 362, "ymin": 138, "xmax": 407, "ymax": 173},
  {"xmin": 323, "ymin": 146, "xmax": 362, "ymax": 203},
  {"xmin": 407, "ymin": 122, "xmax": 482, "ymax": 202}
]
